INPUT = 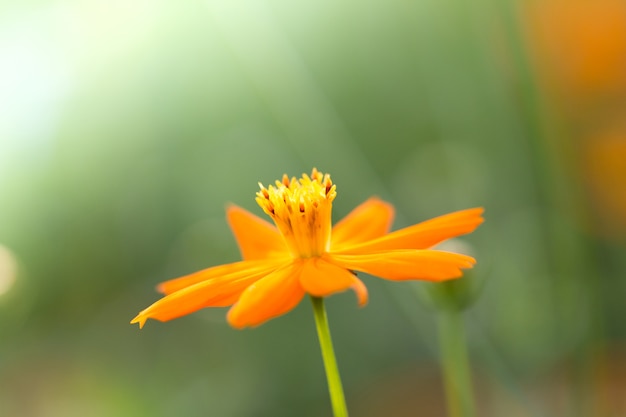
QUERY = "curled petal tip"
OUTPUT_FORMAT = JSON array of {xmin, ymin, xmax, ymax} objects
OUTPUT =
[
  {"xmin": 130, "ymin": 315, "xmax": 146, "ymax": 329},
  {"xmin": 474, "ymin": 207, "xmax": 486, "ymax": 222},
  {"xmin": 155, "ymin": 283, "xmax": 166, "ymax": 294},
  {"xmin": 464, "ymin": 255, "xmax": 477, "ymax": 267},
  {"xmin": 224, "ymin": 202, "xmax": 242, "ymax": 214},
  {"xmin": 352, "ymin": 280, "xmax": 369, "ymax": 307},
  {"xmin": 226, "ymin": 308, "xmax": 247, "ymax": 330}
]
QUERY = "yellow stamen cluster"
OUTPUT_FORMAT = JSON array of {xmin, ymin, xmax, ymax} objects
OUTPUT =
[{"xmin": 256, "ymin": 168, "xmax": 337, "ymax": 258}]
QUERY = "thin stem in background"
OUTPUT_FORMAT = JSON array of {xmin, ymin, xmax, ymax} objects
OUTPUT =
[{"xmin": 438, "ymin": 309, "xmax": 475, "ymax": 417}]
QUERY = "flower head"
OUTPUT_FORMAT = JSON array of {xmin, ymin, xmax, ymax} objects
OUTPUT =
[
  {"xmin": 131, "ymin": 169, "xmax": 484, "ymax": 329},
  {"xmin": 256, "ymin": 169, "xmax": 335, "ymax": 258}
]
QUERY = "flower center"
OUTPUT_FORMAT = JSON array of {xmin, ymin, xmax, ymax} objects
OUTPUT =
[{"xmin": 256, "ymin": 169, "xmax": 336, "ymax": 258}]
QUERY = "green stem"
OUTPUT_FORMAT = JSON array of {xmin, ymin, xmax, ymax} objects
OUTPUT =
[
  {"xmin": 437, "ymin": 309, "xmax": 475, "ymax": 417},
  {"xmin": 310, "ymin": 296, "xmax": 349, "ymax": 417}
]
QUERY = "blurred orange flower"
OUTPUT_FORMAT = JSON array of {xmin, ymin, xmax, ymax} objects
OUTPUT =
[
  {"xmin": 525, "ymin": 0, "xmax": 626, "ymax": 96},
  {"xmin": 131, "ymin": 169, "xmax": 483, "ymax": 329},
  {"xmin": 583, "ymin": 128, "xmax": 626, "ymax": 237}
]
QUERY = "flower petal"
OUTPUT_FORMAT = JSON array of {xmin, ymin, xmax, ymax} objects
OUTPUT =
[
  {"xmin": 131, "ymin": 260, "xmax": 283, "ymax": 328},
  {"xmin": 226, "ymin": 204, "xmax": 288, "ymax": 260},
  {"xmin": 299, "ymin": 258, "xmax": 368, "ymax": 306},
  {"xmin": 227, "ymin": 262, "xmax": 305, "ymax": 329},
  {"xmin": 335, "ymin": 208, "xmax": 484, "ymax": 253},
  {"xmin": 325, "ymin": 250, "xmax": 476, "ymax": 281},
  {"xmin": 157, "ymin": 258, "xmax": 288, "ymax": 295},
  {"xmin": 331, "ymin": 197, "xmax": 395, "ymax": 249}
]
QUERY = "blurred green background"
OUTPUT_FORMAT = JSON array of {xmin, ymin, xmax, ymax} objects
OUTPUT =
[{"xmin": 1, "ymin": 0, "xmax": 625, "ymax": 416}]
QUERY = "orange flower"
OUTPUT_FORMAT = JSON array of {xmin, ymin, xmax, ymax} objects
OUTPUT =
[{"xmin": 131, "ymin": 169, "xmax": 484, "ymax": 329}]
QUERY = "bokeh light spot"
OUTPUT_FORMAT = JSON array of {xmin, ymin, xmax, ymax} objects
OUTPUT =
[{"xmin": 0, "ymin": 244, "xmax": 18, "ymax": 296}]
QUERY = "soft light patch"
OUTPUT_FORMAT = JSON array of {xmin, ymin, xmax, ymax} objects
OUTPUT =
[{"xmin": 0, "ymin": 244, "xmax": 18, "ymax": 296}]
